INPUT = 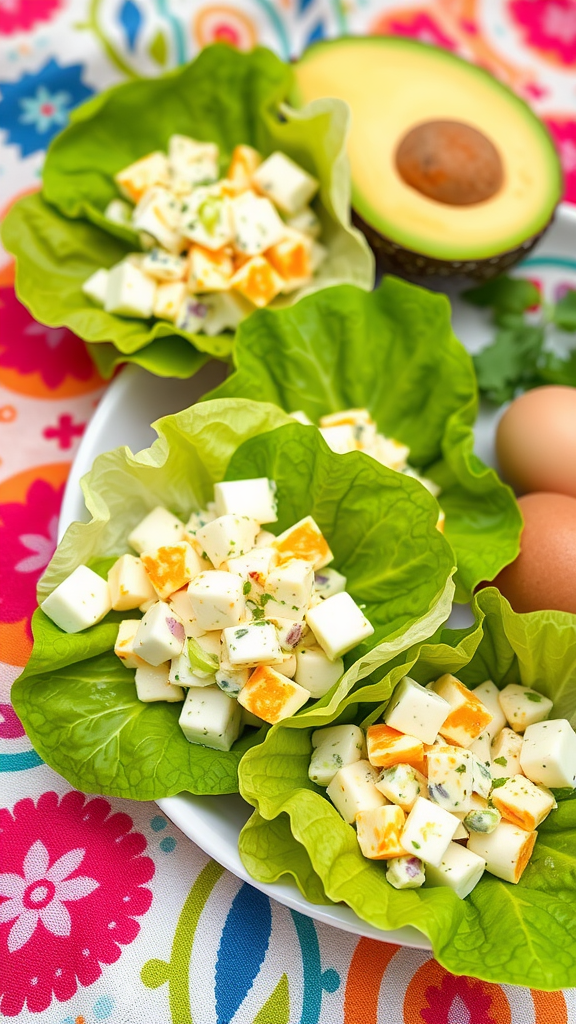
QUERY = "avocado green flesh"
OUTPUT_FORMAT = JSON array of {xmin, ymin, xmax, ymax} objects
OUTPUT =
[{"xmin": 294, "ymin": 37, "xmax": 562, "ymax": 262}]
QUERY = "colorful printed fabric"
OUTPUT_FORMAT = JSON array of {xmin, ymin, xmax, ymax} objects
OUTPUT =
[{"xmin": 0, "ymin": 1, "xmax": 575, "ymax": 1020}]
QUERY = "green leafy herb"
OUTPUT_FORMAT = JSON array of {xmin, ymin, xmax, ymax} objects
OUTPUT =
[
  {"xmin": 493, "ymin": 756, "xmax": 507, "ymax": 766},
  {"xmin": 463, "ymin": 276, "xmax": 576, "ymax": 403},
  {"xmin": 455, "ymin": 764, "xmax": 466, "ymax": 774},
  {"xmin": 243, "ymin": 580, "xmax": 252, "ymax": 595},
  {"xmin": 206, "ymin": 277, "xmax": 521, "ymax": 602},
  {"xmin": 526, "ymin": 691, "xmax": 542, "ymax": 702},
  {"xmin": 490, "ymin": 777, "xmax": 507, "ymax": 789}
]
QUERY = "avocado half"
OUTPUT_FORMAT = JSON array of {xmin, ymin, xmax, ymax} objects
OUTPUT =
[{"xmin": 293, "ymin": 38, "xmax": 563, "ymax": 281}]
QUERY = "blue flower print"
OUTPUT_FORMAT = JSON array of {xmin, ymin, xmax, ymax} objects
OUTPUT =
[{"xmin": 0, "ymin": 58, "xmax": 93, "ymax": 156}]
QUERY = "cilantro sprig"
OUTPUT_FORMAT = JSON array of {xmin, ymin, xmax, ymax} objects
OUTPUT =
[{"xmin": 463, "ymin": 276, "xmax": 576, "ymax": 404}]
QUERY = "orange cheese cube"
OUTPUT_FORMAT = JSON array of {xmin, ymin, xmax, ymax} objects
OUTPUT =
[
  {"xmin": 140, "ymin": 542, "xmax": 204, "ymax": 601},
  {"xmin": 227, "ymin": 144, "xmax": 262, "ymax": 191},
  {"xmin": 266, "ymin": 231, "xmax": 312, "ymax": 282},
  {"xmin": 433, "ymin": 674, "xmax": 493, "ymax": 748},
  {"xmin": 231, "ymin": 255, "xmax": 284, "ymax": 308},
  {"xmin": 187, "ymin": 245, "xmax": 234, "ymax": 293},
  {"xmin": 356, "ymin": 804, "xmax": 406, "ymax": 860},
  {"xmin": 272, "ymin": 516, "xmax": 332, "ymax": 570},
  {"xmin": 237, "ymin": 665, "xmax": 310, "ymax": 724},
  {"xmin": 366, "ymin": 725, "xmax": 424, "ymax": 770}
]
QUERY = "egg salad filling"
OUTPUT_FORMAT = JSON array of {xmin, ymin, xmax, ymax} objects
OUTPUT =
[
  {"xmin": 310, "ymin": 673, "xmax": 576, "ymax": 896},
  {"xmin": 82, "ymin": 138, "xmax": 327, "ymax": 334},
  {"xmin": 291, "ymin": 408, "xmax": 445, "ymax": 531},
  {"xmin": 40, "ymin": 478, "xmax": 373, "ymax": 751}
]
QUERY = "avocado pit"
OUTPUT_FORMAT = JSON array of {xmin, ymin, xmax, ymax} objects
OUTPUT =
[{"xmin": 395, "ymin": 120, "xmax": 504, "ymax": 206}]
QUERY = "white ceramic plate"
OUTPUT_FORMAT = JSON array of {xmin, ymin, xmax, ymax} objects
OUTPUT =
[{"xmin": 59, "ymin": 203, "xmax": 576, "ymax": 948}]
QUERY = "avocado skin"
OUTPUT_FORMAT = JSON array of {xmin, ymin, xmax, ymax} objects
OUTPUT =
[{"xmin": 353, "ymin": 210, "xmax": 553, "ymax": 284}]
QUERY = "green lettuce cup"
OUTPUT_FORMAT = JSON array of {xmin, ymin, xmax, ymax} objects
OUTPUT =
[
  {"xmin": 206, "ymin": 277, "xmax": 522, "ymax": 601},
  {"xmin": 12, "ymin": 398, "xmax": 454, "ymax": 801},
  {"xmin": 238, "ymin": 587, "xmax": 576, "ymax": 989},
  {"xmin": 1, "ymin": 45, "xmax": 373, "ymax": 380}
]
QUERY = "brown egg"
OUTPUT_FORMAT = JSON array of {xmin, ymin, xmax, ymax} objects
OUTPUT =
[
  {"xmin": 492, "ymin": 492, "xmax": 576, "ymax": 613},
  {"xmin": 496, "ymin": 386, "xmax": 576, "ymax": 498}
]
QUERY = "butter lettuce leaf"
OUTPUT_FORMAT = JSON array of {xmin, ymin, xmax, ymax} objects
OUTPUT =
[
  {"xmin": 239, "ymin": 587, "xmax": 576, "ymax": 989},
  {"xmin": 206, "ymin": 279, "xmax": 521, "ymax": 600},
  {"xmin": 12, "ymin": 399, "xmax": 453, "ymax": 800},
  {"xmin": 2, "ymin": 45, "xmax": 372, "ymax": 379}
]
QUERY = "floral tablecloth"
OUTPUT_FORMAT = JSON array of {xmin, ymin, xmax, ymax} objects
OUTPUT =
[{"xmin": 1, "ymin": 1, "xmax": 575, "ymax": 1020}]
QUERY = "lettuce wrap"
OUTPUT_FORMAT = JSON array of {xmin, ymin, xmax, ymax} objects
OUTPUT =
[
  {"xmin": 207, "ymin": 278, "xmax": 522, "ymax": 601},
  {"xmin": 12, "ymin": 399, "xmax": 454, "ymax": 801},
  {"xmin": 239, "ymin": 587, "xmax": 576, "ymax": 989},
  {"xmin": 1, "ymin": 45, "xmax": 373, "ymax": 379}
]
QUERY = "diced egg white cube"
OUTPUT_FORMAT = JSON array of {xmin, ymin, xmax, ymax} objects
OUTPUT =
[
  {"xmin": 128, "ymin": 507, "xmax": 186, "ymax": 554},
  {"xmin": 278, "ymin": 653, "xmax": 297, "ymax": 678},
  {"xmin": 114, "ymin": 619, "xmax": 147, "ymax": 669},
  {"xmin": 153, "ymin": 281, "xmax": 187, "ymax": 322},
  {"xmin": 400, "ymin": 796, "xmax": 460, "ymax": 866},
  {"xmin": 491, "ymin": 727, "xmax": 524, "ymax": 780},
  {"xmin": 384, "ymin": 676, "xmax": 451, "ymax": 745},
  {"xmin": 135, "ymin": 662, "xmax": 184, "ymax": 703},
  {"xmin": 176, "ymin": 296, "xmax": 209, "ymax": 333},
  {"xmin": 82, "ymin": 268, "xmax": 109, "ymax": 306},
  {"xmin": 427, "ymin": 746, "xmax": 473, "ymax": 814},
  {"xmin": 168, "ymin": 135, "xmax": 219, "ymax": 192},
  {"xmin": 253, "ymin": 151, "xmax": 319, "ymax": 215},
  {"xmin": 237, "ymin": 665, "xmax": 310, "ymax": 724},
  {"xmin": 104, "ymin": 198, "xmax": 133, "ymax": 225},
  {"xmin": 142, "ymin": 248, "xmax": 187, "ymax": 282},
  {"xmin": 319, "ymin": 424, "xmax": 356, "ymax": 455},
  {"xmin": 202, "ymin": 291, "xmax": 252, "ymax": 335},
  {"xmin": 134, "ymin": 601, "xmax": 185, "ymax": 666},
  {"xmin": 231, "ymin": 255, "xmax": 284, "ymax": 308},
  {"xmin": 326, "ymin": 760, "xmax": 385, "ymax": 824},
  {"xmin": 186, "ymin": 508, "xmax": 217, "ymax": 535},
  {"xmin": 264, "ymin": 558, "xmax": 314, "ymax": 621},
  {"xmin": 273, "ymin": 618, "xmax": 309, "ymax": 651},
  {"xmin": 491, "ymin": 774, "xmax": 556, "ymax": 830},
  {"xmin": 230, "ymin": 191, "xmax": 286, "ymax": 256},
  {"xmin": 425, "ymin": 841, "xmax": 486, "ymax": 899},
  {"xmin": 115, "ymin": 151, "xmax": 170, "ymax": 203},
  {"xmin": 290, "ymin": 410, "xmax": 314, "ymax": 426},
  {"xmin": 213, "ymin": 478, "xmax": 278, "ymax": 524},
  {"xmin": 195, "ymin": 515, "xmax": 259, "ymax": 569},
  {"xmin": 470, "ymin": 751, "xmax": 493, "ymax": 799},
  {"xmin": 179, "ymin": 685, "xmax": 242, "ymax": 751},
  {"xmin": 306, "ymin": 591, "xmax": 374, "ymax": 661},
  {"xmin": 215, "ymin": 666, "xmax": 250, "ymax": 697},
  {"xmin": 369, "ymin": 435, "xmax": 410, "ymax": 472},
  {"xmin": 226, "ymin": 144, "xmax": 262, "ymax": 190},
  {"xmin": 222, "ymin": 622, "xmax": 282, "ymax": 667},
  {"xmin": 105, "ymin": 261, "xmax": 156, "ymax": 319},
  {"xmin": 308, "ymin": 724, "xmax": 365, "ymax": 786},
  {"xmin": 285, "ymin": 206, "xmax": 321, "ymax": 238},
  {"xmin": 375, "ymin": 763, "xmax": 427, "ymax": 812},
  {"xmin": 41, "ymin": 565, "xmax": 111, "ymax": 633},
  {"xmin": 181, "ymin": 187, "xmax": 233, "ymax": 251},
  {"xmin": 367, "ymin": 725, "xmax": 424, "ymax": 771},
  {"xmin": 520, "ymin": 719, "xmax": 576, "ymax": 788},
  {"xmin": 108, "ymin": 554, "xmax": 156, "ymax": 611},
  {"xmin": 467, "ymin": 820, "xmax": 536, "ymax": 884},
  {"xmin": 187, "ymin": 245, "xmax": 234, "ymax": 293},
  {"xmin": 168, "ymin": 589, "xmax": 203, "ymax": 637},
  {"xmin": 187, "ymin": 571, "xmax": 245, "ymax": 631},
  {"xmin": 432, "ymin": 674, "xmax": 494, "ymax": 748},
  {"xmin": 498, "ymin": 684, "xmax": 553, "ymax": 733},
  {"xmin": 386, "ymin": 855, "xmax": 426, "ymax": 890},
  {"xmin": 453, "ymin": 821, "xmax": 469, "ymax": 841},
  {"xmin": 472, "ymin": 680, "xmax": 507, "ymax": 740},
  {"xmin": 225, "ymin": 546, "xmax": 278, "ymax": 586},
  {"xmin": 469, "ymin": 729, "xmax": 492, "ymax": 769},
  {"xmin": 294, "ymin": 646, "xmax": 343, "ymax": 698},
  {"xmin": 357, "ymin": 804, "xmax": 406, "ymax": 860},
  {"xmin": 313, "ymin": 567, "xmax": 347, "ymax": 599},
  {"xmin": 132, "ymin": 186, "xmax": 183, "ymax": 254}
]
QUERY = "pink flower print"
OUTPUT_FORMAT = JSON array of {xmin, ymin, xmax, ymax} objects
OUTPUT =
[
  {"xmin": 383, "ymin": 13, "xmax": 457, "ymax": 50},
  {"xmin": 0, "ymin": 288, "xmax": 94, "ymax": 390},
  {"xmin": 421, "ymin": 970, "xmax": 496, "ymax": 1024},
  {"xmin": 510, "ymin": 0, "xmax": 576, "ymax": 66},
  {"xmin": 0, "ymin": 790, "xmax": 154, "ymax": 1016},
  {"xmin": 544, "ymin": 118, "xmax": 576, "ymax": 204},
  {"xmin": 0, "ymin": 478, "xmax": 63, "ymax": 636},
  {"xmin": 0, "ymin": 0, "xmax": 61, "ymax": 35},
  {"xmin": 0, "ymin": 705, "xmax": 26, "ymax": 740},
  {"xmin": 0, "ymin": 840, "xmax": 99, "ymax": 953}
]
